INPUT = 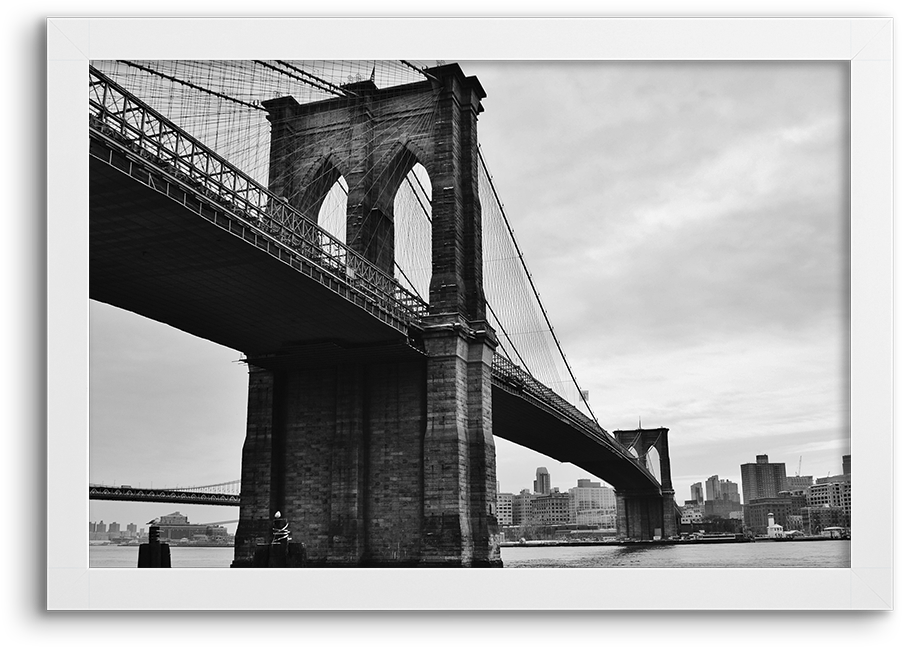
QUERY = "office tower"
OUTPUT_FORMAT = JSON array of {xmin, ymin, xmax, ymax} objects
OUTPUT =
[
  {"xmin": 690, "ymin": 482, "xmax": 704, "ymax": 504},
  {"xmin": 740, "ymin": 455, "xmax": 788, "ymax": 528},
  {"xmin": 534, "ymin": 467, "xmax": 551, "ymax": 495},
  {"xmin": 721, "ymin": 479, "xmax": 740, "ymax": 503},
  {"xmin": 740, "ymin": 454, "xmax": 787, "ymax": 503},
  {"xmin": 705, "ymin": 475, "xmax": 722, "ymax": 502}
]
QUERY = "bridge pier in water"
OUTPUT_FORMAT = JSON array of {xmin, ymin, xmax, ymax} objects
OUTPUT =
[
  {"xmin": 232, "ymin": 322, "xmax": 501, "ymax": 567},
  {"xmin": 232, "ymin": 64, "xmax": 502, "ymax": 567}
]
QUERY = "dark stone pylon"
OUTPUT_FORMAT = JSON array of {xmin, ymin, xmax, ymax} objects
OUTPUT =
[{"xmin": 232, "ymin": 64, "xmax": 501, "ymax": 567}]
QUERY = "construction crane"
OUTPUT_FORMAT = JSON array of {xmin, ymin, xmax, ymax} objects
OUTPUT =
[{"xmin": 796, "ymin": 456, "xmax": 802, "ymax": 477}]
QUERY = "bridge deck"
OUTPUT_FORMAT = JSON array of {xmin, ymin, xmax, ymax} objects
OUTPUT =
[{"xmin": 90, "ymin": 140, "xmax": 412, "ymax": 356}]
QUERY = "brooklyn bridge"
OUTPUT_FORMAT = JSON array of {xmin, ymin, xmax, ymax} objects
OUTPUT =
[{"xmin": 88, "ymin": 60, "xmax": 679, "ymax": 567}]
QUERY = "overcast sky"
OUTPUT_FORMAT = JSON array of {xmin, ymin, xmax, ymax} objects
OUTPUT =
[
  {"xmin": 90, "ymin": 61, "xmax": 850, "ymax": 528},
  {"xmin": 471, "ymin": 61, "xmax": 850, "ymax": 498}
]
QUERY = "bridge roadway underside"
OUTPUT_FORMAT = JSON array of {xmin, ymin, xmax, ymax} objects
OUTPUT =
[
  {"xmin": 491, "ymin": 388, "xmax": 659, "ymax": 494},
  {"xmin": 90, "ymin": 154, "xmax": 409, "ymax": 356}
]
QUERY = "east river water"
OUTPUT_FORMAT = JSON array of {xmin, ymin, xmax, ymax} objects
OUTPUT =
[{"xmin": 90, "ymin": 540, "xmax": 850, "ymax": 568}]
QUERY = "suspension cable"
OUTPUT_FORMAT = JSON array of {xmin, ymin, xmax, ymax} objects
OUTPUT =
[
  {"xmin": 477, "ymin": 145, "xmax": 599, "ymax": 427},
  {"xmin": 400, "ymin": 59, "xmax": 439, "ymax": 81},
  {"xmin": 272, "ymin": 60, "xmax": 357, "ymax": 97},
  {"xmin": 116, "ymin": 60, "xmax": 264, "ymax": 111}
]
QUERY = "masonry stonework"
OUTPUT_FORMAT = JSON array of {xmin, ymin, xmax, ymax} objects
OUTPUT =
[
  {"xmin": 612, "ymin": 428, "xmax": 679, "ymax": 540},
  {"xmin": 233, "ymin": 64, "xmax": 500, "ymax": 567}
]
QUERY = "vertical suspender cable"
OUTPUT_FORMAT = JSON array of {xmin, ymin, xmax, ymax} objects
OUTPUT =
[{"xmin": 477, "ymin": 146, "xmax": 600, "ymax": 428}]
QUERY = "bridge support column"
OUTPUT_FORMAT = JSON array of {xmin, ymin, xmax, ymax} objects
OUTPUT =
[
  {"xmin": 232, "ymin": 64, "xmax": 499, "ymax": 567},
  {"xmin": 232, "ymin": 366, "xmax": 277, "ymax": 566},
  {"xmin": 615, "ymin": 490, "xmax": 669, "ymax": 540},
  {"xmin": 233, "ymin": 357, "xmax": 428, "ymax": 567},
  {"xmin": 419, "ymin": 317, "xmax": 501, "ymax": 567}
]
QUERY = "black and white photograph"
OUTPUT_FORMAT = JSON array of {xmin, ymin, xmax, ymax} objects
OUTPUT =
[{"xmin": 44, "ymin": 16, "xmax": 893, "ymax": 614}]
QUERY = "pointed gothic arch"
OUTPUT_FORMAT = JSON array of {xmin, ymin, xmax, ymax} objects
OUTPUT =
[
  {"xmin": 295, "ymin": 154, "xmax": 347, "ymax": 225},
  {"xmin": 393, "ymin": 160, "xmax": 433, "ymax": 302}
]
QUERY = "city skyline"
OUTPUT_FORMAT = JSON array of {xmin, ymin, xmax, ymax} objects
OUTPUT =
[{"xmin": 47, "ymin": 17, "xmax": 891, "ymax": 612}]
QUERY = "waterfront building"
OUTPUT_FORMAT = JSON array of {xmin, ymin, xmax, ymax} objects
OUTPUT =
[
  {"xmin": 512, "ymin": 489, "xmax": 534, "ymax": 526},
  {"xmin": 532, "ymin": 489, "xmax": 570, "ymax": 525},
  {"xmin": 785, "ymin": 514, "xmax": 804, "ymax": 531},
  {"xmin": 496, "ymin": 491, "xmax": 513, "ymax": 526},
  {"xmin": 808, "ymin": 479, "xmax": 851, "ymax": 524},
  {"xmin": 153, "ymin": 511, "xmax": 230, "ymax": 543},
  {"xmin": 568, "ymin": 479, "xmax": 617, "ymax": 528},
  {"xmin": 803, "ymin": 505, "xmax": 848, "ymax": 534},
  {"xmin": 534, "ymin": 467, "xmax": 551, "ymax": 495},
  {"xmin": 126, "ymin": 522, "xmax": 138, "ymax": 537},
  {"xmin": 766, "ymin": 513, "xmax": 785, "ymax": 539},
  {"xmin": 679, "ymin": 506, "xmax": 704, "ymax": 525},
  {"xmin": 96, "ymin": 520, "xmax": 107, "ymax": 534},
  {"xmin": 89, "ymin": 522, "xmax": 96, "ymax": 533},
  {"xmin": 744, "ymin": 492, "xmax": 806, "ymax": 535},
  {"xmin": 842, "ymin": 454, "xmax": 850, "ymax": 476}
]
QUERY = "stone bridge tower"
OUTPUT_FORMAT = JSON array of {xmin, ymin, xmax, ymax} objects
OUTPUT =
[
  {"xmin": 232, "ymin": 65, "xmax": 500, "ymax": 567},
  {"xmin": 613, "ymin": 427, "xmax": 679, "ymax": 540}
]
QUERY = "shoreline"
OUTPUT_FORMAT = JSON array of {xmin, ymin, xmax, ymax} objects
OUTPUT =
[{"xmin": 500, "ymin": 536, "xmax": 848, "ymax": 548}]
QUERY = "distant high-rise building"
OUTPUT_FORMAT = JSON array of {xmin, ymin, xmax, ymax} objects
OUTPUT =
[
  {"xmin": 705, "ymin": 475, "xmax": 722, "ymax": 502},
  {"xmin": 842, "ymin": 454, "xmax": 851, "ymax": 476},
  {"xmin": 108, "ymin": 522, "xmax": 120, "ymax": 534},
  {"xmin": 721, "ymin": 479, "xmax": 740, "ymax": 503},
  {"xmin": 534, "ymin": 467, "xmax": 551, "ymax": 495},
  {"xmin": 740, "ymin": 455, "xmax": 787, "ymax": 527},
  {"xmin": 690, "ymin": 482, "xmax": 704, "ymax": 504},
  {"xmin": 96, "ymin": 520, "xmax": 107, "ymax": 534},
  {"xmin": 740, "ymin": 455, "xmax": 787, "ymax": 503},
  {"xmin": 703, "ymin": 476, "xmax": 740, "ymax": 504},
  {"xmin": 126, "ymin": 522, "xmax": 138, "ymax": 537}
]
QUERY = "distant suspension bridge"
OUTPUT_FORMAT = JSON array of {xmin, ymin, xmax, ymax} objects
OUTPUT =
[{"xmin": 89, "ymin": 480, "xmax": 241, "ymax": 506}]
